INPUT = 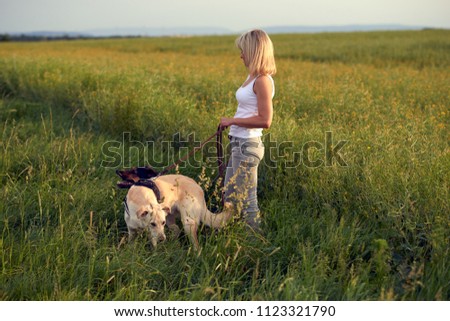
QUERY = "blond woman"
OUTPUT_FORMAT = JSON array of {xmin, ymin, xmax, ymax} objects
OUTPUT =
[{"xmin": 220, "ymin": 29, "xmax": 276, "ymax": 230}]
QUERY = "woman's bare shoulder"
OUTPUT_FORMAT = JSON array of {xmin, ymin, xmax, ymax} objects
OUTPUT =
[{"xmin": 253, "ymin": 74, "xmax": 274, "ymax": 94}]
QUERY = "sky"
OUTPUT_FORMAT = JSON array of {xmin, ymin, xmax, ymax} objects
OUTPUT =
[{"xmin": 1, "ymin": 0, "xmax": 449, "ymax": 33}]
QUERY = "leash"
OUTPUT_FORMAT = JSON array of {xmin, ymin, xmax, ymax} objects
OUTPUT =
[
  {"xmin": 159, "ymin": 125, "xmax": 226, "ymax": 185},
  {"xmin": 216, "ymin": 124, "xmax": 226, "ymax": 188},
  {"xmin": 119, "ymin": 126, "xmax": 226, "ymax": 212}
]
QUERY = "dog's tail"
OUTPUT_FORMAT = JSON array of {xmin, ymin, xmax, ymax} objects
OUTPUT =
[{"xmin": 201, "ymin": 202, "xmax": 234, "ymax": 229}]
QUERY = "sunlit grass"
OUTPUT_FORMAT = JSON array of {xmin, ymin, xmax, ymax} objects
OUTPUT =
[{"xmin": 0, "ymin": 30, "xmax": 449, "ymax": 300}]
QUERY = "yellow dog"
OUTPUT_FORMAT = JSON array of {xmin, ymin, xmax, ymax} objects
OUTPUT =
[{"xmin": 117, "ymin": 168, "xmax": 232, "ymax": 250}]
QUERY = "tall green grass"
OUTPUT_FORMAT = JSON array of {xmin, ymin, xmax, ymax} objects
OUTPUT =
[{"xmin": 0, "ymin": 30, "xmax": 449, "ymax": 300}]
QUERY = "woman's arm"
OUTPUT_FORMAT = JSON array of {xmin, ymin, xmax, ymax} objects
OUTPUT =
[{"xmin": 220, "ymin": 75, "xmax": 273, "ymax": 129}]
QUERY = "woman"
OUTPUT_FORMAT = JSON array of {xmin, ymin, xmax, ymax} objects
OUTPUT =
[{"xmin": 220, "ymin": 29, "xmax": 276, "ymax": 231}]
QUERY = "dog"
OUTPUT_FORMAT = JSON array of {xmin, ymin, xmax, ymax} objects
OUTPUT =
[{"xmin": 117, "ymin": 167, "xmax": 232, "ymax": 250}]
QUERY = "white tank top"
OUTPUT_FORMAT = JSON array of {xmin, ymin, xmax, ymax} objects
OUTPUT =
[{"xmin": 229, "ymin": 75, "xmax": 275, "ymax": 138}]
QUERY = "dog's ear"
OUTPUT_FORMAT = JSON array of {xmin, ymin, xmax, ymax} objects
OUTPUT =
[
  {"xmin": 138, "ymin": 210, "xmax": 149, "ymax": 218},
  {"xmin": 116, "ymin": 168, "xmax": 140, "ymax": 183},
  {"xmin": 136, "ymin": 166, "xmax": 159, "ymax": 179},
  {"xmin": 162, "ymin": 206, "xmax": 171, "ymax": 216},
  {"xmin": 117, "ymin": 181, "xmax": 134, "ymax": 189}
]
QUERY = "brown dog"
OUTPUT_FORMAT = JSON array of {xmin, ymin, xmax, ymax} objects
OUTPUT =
[{"xmin": 117, "ymin": 168, "xmax": 232, "ymax": 250}]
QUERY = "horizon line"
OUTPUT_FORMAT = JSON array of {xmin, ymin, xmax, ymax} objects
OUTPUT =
[{"xmin": 2, "ymin": 23, "xmax": 448, "ymax": 36}]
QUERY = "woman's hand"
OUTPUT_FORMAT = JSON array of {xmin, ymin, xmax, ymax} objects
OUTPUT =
[{"xmin": 220, "ymin": 117, "xmax": 234, "ymax": 129}]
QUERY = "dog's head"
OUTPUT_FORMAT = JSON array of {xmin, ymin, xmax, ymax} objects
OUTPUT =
[{"xmin": 125, "ymin": 185, "xmax": 170, "ymax": 247}]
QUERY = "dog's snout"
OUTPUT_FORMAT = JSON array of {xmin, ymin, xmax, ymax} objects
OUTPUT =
[{"xmin": 158, "ymin": 234, "xmax": 166, "ymax": 242}]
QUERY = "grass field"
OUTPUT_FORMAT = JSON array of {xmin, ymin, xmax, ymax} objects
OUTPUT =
[{"xmin": 0, "ymin": 30, "xmax": 449, "ymax": 300}]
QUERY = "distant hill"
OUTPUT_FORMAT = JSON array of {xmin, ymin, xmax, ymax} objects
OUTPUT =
[
  {"xmin": 2, "ymin": 24, "xmax": 434, "ymax": 41},
  {"xmin": 24, "ymin": 31, "xmax": 91, "ymax": 37},
  {"xmin": 3, "ymin": 31, "xmax": 92, "ymax": 41},
  {"xmin": 79, "ymin": 24, "xmax": 431, "ymax": 37},
  {"xmin": 84, "ymin": 26, "xmax": 232, "ymax": 37},
  {"xmin": 264, "ymin": 24, "xmax": 427, "ymax": 34},
  {"xmin": 11, "ymin": 31, "xmax": 91, "ymax": 38}
]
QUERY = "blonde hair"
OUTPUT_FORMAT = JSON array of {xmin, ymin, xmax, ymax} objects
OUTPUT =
[{"xmin": 235, "ymin": 29, "xmax": 276, "ymax": 76}]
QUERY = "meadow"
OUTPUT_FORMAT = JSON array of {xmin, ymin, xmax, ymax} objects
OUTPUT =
[{"xmin": 0, "ymin": 30, "xmax": 449, "ymax": 300}]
